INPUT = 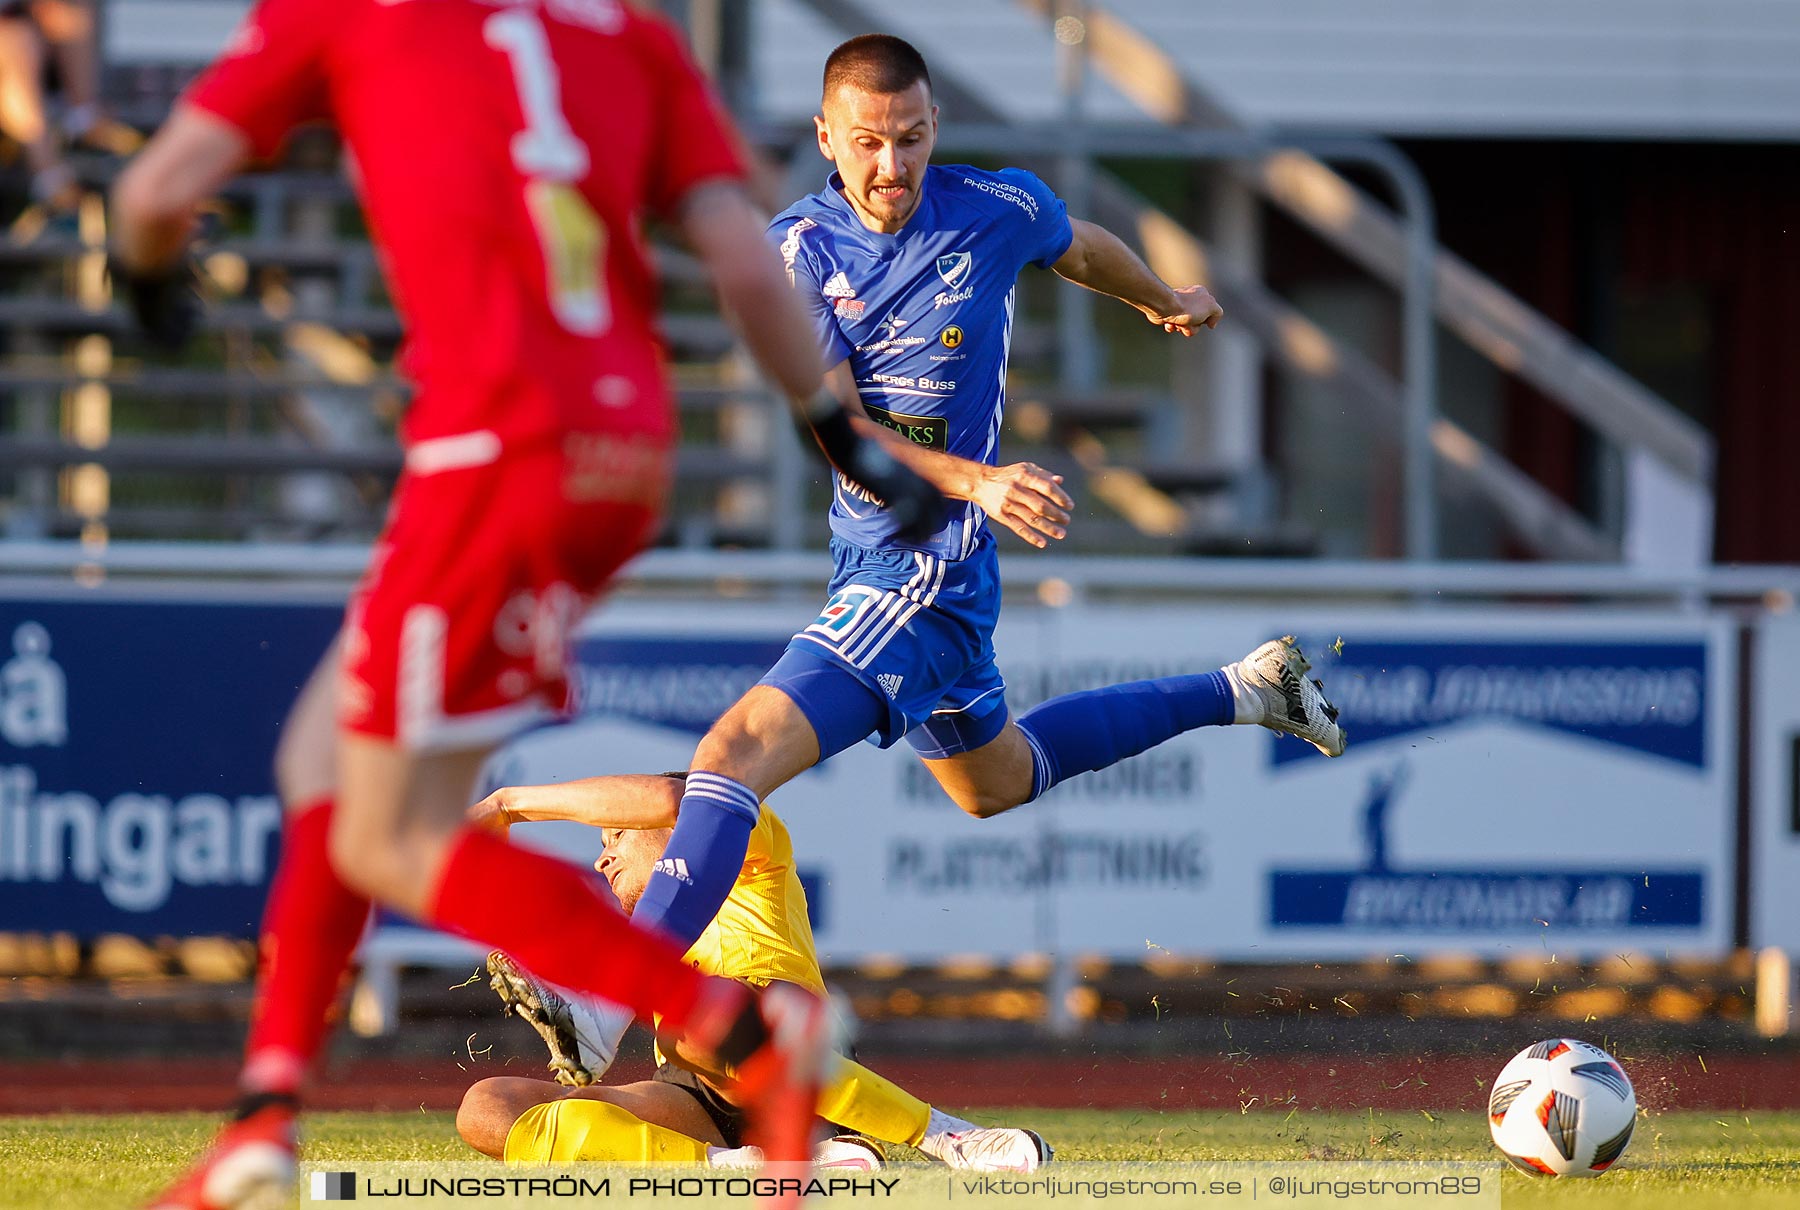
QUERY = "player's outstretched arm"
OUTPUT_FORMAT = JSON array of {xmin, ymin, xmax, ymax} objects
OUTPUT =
[
  {"xmin": 110, "ymin": 106, "xmax": 249, "ymax": 349},
  {"xmin": 833, "ymin": 364, "xmax": 1070, "ymax": 548},
  {"xmin": 469, "ymin": 774, "xmax": 684, "ymax": 834},
  {"xmin": 1052, "ymin": 218, "xmax": 1223, "ymax": 336},
  {"xmin": 856, "ymin": 417, "xmax": 1071, "ymax": 549}
]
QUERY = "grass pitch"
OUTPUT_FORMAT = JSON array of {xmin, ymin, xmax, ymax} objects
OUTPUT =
[{"xmin": 1, "ymin": 1109, "xmax": 1794, "ymax": 1209}]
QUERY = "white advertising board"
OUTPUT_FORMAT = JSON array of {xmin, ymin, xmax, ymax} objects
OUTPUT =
[
  {"xmin": 1751, "ymin": 616, "xmax": 1800, "ymax": 950},
  {"xmin": 473, "ymin": 599, "xmax": 1734, "ymax": 962}
]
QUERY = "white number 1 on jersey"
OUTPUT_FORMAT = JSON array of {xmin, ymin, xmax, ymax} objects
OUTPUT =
[{"xmin": 485, "ymin": 9, "xmax": 609, "ymax": 336}]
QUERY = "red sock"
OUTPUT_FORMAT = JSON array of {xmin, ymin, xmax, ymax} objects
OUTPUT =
[
  {"xmin": 426, "ymin": 828, "xmax": 708, "ymax": 1028},
  {"xmin": 240, "ymin": 799, "xmax": 371, "ymax": 1096}
]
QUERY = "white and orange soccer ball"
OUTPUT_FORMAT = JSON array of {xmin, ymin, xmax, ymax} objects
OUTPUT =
[{"xmin": 1488, "ymin": 1038, "xmax": 1637, "ymax": 1177}]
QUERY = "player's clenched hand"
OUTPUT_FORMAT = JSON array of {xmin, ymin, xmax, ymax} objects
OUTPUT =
[
  {"xmin": 1148, "ymin": 284, "xmax": 1223, "ymax": 335},
  {"xmin": 109, "ymin": 257, "xmax": 201, "ymax": 352},
  {"xmin": 973, "ymin": 462, "xmax": 1072, "ymax": 548},
  {"xmin": 466, "ymin": 789, "xmax": 514, "ymax": 836}
]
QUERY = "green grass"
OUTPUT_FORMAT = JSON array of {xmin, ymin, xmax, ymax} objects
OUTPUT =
[{"xmin": 1, "ymin": 1110, "xmax": 1794, "ymax": 1209}]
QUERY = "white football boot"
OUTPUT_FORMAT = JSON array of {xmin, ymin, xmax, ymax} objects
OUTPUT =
[
  {"xmin": 487, "ymin": 950, "xmax": 630, "ymax": 1086},
  {"xmin": 1229, "ymin": 635, "xmax": 1346, "ymax": 757},
  {"xmin": 931, "ymin": 1127, "xmax": 1053, "ymax": 1172}
]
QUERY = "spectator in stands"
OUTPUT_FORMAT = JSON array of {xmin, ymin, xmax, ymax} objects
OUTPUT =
[{"xmin": 0, "ymin": 0, "xmax": 138, "ymax": 236}]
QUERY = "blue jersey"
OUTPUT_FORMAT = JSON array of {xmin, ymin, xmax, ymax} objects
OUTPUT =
[{"xmin": 768, "ymin": 164, "xmax": 1073, "ymax": 558}]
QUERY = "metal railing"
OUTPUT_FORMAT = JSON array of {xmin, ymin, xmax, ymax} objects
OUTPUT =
[
  {"xmin": 0, "ymin": 0, "xmax": 1719, "ymax": 567},
  {"xmin": 4, "ymin": 540, "xmax": 1796, "ymax": 609},
  {"xmin": 1014, "ymin": 0, "xmax": 1713, "ymax": 563}
]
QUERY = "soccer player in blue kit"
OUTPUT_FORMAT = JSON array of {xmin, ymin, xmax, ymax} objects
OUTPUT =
[{"xmin": 625, "ymin": 34, "xmax": 1348, "ymax": 952}]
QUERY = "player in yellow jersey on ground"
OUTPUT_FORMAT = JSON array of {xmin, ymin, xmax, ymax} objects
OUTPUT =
[{"xmin": 456, "ymin": 773, "xmax": 1050, "ymax": 1172}]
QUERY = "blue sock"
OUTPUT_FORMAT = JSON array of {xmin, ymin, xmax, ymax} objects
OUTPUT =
[
  {"xmin": 1015, "ymin": 671, "xmax": 1234, "ymax": 801},
  {"xmin": 630, "ymin": 772, "xmax": 761, "ymax": 949}
]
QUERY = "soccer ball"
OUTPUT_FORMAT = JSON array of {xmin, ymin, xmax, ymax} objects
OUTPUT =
[{"xmin": 1487, "ymin": 1038, "xmax": 1637, "ymax": 1176}]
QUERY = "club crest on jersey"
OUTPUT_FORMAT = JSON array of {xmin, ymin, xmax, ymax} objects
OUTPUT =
[
  {"xmin": 935, "ymin": 252, "xmax": 972, "ymax": 290},
  {"xmin": 822, "ymin": 271, "xmax": 857, "ymax": 299}
]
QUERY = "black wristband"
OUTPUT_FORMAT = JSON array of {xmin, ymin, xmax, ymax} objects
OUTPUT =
[
  {"xmin": 799, "ymin": 394, "xmax": 946, "ymax": 541},
  {"xmin": 805, "ymin": 400, "xmax": 862, "ymax": 471}
]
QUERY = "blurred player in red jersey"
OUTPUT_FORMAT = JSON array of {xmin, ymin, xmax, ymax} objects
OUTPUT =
[{"xmin": 110, "ymin": 2, "xmax": 939, "ymax": 1207}]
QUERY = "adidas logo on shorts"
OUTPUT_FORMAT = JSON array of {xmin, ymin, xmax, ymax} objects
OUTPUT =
[
  {"xmin": 652, "ymin": 857, "xmax": 694, "ymax": 885},
  {"xmin": 876, "ymin": 672, "xmax": 905, "ymax": 698}
]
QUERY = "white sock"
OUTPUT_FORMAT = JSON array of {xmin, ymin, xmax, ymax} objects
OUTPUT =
[
  {"xmin": 918, "ymin": 1107, "xmax": 979, "ymax": 1158},
  {"xmin": 1222, "ymin": 663, "xmax": 1266, "ymax": 725}
]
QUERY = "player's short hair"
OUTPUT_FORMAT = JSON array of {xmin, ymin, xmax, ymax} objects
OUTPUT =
[{"xmin": 822, "ymin": 34, "xmax": 932, "ymax": 105}]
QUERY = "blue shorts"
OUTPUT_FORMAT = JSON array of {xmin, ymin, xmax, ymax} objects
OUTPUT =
[{"xmin": 763, "ymin": 531, "xmax": 1009, "ymax": 756}]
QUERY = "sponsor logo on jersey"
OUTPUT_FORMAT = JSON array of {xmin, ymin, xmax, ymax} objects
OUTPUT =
[
  {"xmin": 935, "ymin": 252, "xmax": 972, "ymax": 290},
  {"xmin": 940, "ymin": 325, "xmax": 964, "ymax": 349},
  {"xmin": 864, "ymin": 374, "xmax": 956, "ymax": 394},
  {"xmin": 838, "ymin": 473, "xmax": 881, "ymax": 506},
  {"xmin": 822, "ymin": 271, "xmax": 857, "ymax": 299},
  {"xmin": 857, "ymin": 334, "xmax": 928, "ymax": 353},
  {"xmin": 855, "ymin": 313, "xmax": 929, "ymax": 353},
  {"xmin": 652, "ymin": 856, "xmax": 694, "ymax": 885},
  {"xmin": 961, "ymin": 175, "xmax": 1040, "ymax": 219},
  {"xmin": 862, "ymin": 402, "xmax": 947, "ymax": 450},
  {"xmin": 834, "ymin": 298, "xmax": 865, "ymax": 320}
]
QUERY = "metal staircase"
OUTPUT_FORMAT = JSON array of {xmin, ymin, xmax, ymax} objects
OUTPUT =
[{"xmin": 763, "ymin": 0, "xmax": 1713, "ymax": 563}]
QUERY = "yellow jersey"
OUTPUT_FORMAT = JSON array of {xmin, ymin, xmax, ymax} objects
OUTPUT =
[
  {"xmin": 503, "ymin": 806, "xmax": 934, "ymax": 1165},
  {"xmin": 680, "ymin": 805, "xmax": 824, "ymax": 996}
]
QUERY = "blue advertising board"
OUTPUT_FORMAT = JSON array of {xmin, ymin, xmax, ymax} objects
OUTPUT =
[
  {"xmin": 0, "ymin": 592, "xmax": 1741, "ymax": 962},
  {"xmin": 0, "ymin": 596, "xmax": 339, "ymax": 938}
]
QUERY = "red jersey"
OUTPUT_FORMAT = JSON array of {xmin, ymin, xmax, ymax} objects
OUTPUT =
[{"xmin": 186, "ymin": 0, "xmax": 746, "ymax": 449}]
